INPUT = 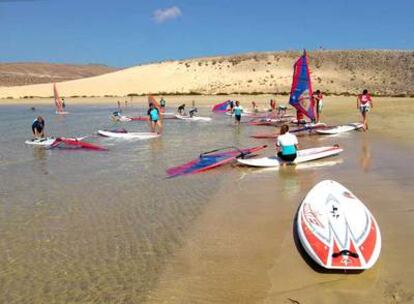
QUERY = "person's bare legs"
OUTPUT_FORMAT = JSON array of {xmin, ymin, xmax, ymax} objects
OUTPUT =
[{"xmin": 361, "ymin": 111, "xmax": 368, "ymax": 130}]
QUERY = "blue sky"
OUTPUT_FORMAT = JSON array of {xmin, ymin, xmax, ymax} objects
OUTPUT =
[{"xmin": 1, "ymin": 0, "xmax": 413, "ymax": 67}]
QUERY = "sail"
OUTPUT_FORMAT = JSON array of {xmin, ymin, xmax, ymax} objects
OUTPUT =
[
  {"xmin": 289, "ymin": 51, "xmax": 315, "ymax": 120},
  {"xmin": 51, "ymin": 138, "xmax": 107, "ymax": 151},
  {"xmin": 53, "ymin": 83, "xmax": 64, "ymax": 113},
  {"xmin": 148, "ymin": 95, "xmax": 163, "ymax": 112},
  {"xmin": 167, "ymin": 145, "xmax": 267, "ymax": 177},
  {"xmin": 212, "ymin": 100, "xmax": 231, "ymax": 113}
]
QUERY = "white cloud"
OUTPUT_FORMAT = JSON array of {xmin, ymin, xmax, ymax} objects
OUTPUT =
[{"xmin": 153, "ymin": 6, "xmax": 182, "ymax": 24}]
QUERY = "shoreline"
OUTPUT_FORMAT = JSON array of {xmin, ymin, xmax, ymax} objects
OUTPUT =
[
  {"xmin": 1, "ymin": 92, "xmax": 413, "ymax": 102},
  {"xmin": 0, "ymin": 95, "xmax": 413, "ymax": 107}
]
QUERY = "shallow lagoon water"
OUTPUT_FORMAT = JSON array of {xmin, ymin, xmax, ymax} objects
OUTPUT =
[{"xmin": 0, "ymin": 98, "xmax": 413, "ymax": 303}]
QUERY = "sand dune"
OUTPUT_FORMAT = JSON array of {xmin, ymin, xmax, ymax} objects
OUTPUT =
[
  {"xmin": 0, "ymin": 62, "xmax": 117, "ymax": 87},
  {"xmin": 0, "ymin": 50, "xmax": 413, "ymax": 99}
]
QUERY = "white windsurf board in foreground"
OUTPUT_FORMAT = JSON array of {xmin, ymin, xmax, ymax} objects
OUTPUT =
[{"xmin": 297, "ymin": 180, "xmax": 381, "ymax": 270}]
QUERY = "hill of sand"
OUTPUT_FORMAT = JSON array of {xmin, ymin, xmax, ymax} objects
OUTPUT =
[
  {"xmin": 0, "ymin": 50, "xmax": 413, "ymax": 99},
  {"xmin": 0, "ymin": 63, "xmax": 117, "ymax": 87}
]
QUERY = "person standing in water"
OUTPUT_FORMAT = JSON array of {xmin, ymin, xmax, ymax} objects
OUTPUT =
[
  {"xmin": 147, "ymin": 103, "xmax": 162, "ymax": 133},
  {"xmin": 357, "ymin": 89, "xmax": 373, "ymax": 130},
  {"xmin": 277, "ymin": 103, "xmax": 287, "ymax": 117},
  {"xmin": 117, "ymin": 100, "xmax": 122, "ymax": 113},
  {"xmin": 296, "ymin": 110, "xmax": 305, "ymax": 125},
  {"xmin": 160, "ymin": 97, "xmax": 166, "ymax": 109},
  {"xmin": 314, "ymin": 90, "xmax": 324, "ymax": 123},
  {"xmin": 232, "ymin": 100, "xmax": 243, "ymax": 125},
  {"xmin": 228, "ymin": 100, "xmax": 235, "ymax": 113},
  {"xmin": 32, "ymin": 116, "xmax": 45, "ymax": 138},
  {"xmin": 276, "ymin": 124, "xmax": 299, "ymax": 162},
  {"xmin": 270, "ymin": 99, "xmax": 276, "ymax": 112},
  {"xmin": 251, "ymin": 101, "xmax": 258, "ymax": 113}
]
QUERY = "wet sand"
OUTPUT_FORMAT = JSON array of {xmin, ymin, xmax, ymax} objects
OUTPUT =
[{"xmin": 0, "ymin": 97, "xmax": 413, "ymax": 303}]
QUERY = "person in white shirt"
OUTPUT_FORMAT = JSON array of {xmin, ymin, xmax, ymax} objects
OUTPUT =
[{"xmin": 276, "ymin": 124, "xmax": 299, "ymax": 162}]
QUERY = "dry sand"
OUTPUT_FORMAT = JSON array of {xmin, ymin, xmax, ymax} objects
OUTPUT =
[
  {"xmin": 1, "ymin": 50, "xmax": 413, "ymax": 98},
  {"xmin": 0, "ymin": 63, "xmax": 116, "ymax": 87}
]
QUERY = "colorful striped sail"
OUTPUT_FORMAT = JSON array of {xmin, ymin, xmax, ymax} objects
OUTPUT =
[
  {"xmin": 289, "ymin": 51, "xmax": 315, "ymax": 120},
  {"xmin": 212, "ymin": 100, "xmax": 231, "ymax": 112},
  {"xmin": 167, "ymin": 145, "xmax": 267, "ymax": 177}
]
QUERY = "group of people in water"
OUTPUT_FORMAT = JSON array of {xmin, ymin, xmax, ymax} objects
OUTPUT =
[
  {"xmin": 226, "ymin": 88, "xmax": 372, "ymax": 129},
  {"xmin": 31, "ymin": 90, "xmax": 374, "ymax": 163}
]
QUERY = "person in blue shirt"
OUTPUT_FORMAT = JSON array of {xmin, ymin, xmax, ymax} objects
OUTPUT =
[
  {"xmin": 147, "ymin": 103, "xmax": 162, "ymax": 133},
  {"xmin": 232, "ymin": 101, "xmax": 243, "ymax": 125}
]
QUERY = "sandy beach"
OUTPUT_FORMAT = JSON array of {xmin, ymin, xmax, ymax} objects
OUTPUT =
[{"xmin": 2, "ymin": 0, "xmax": 413, "ymax": 302}]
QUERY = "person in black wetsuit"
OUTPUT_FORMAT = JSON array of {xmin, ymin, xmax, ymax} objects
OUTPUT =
[
  {"xmin": 32, "ymin": 116, "xmax": 45, "ymax": 138},
  {"xmin": 189, "ymin": 108, "xmax": 198, "ymax": 117},
  {"xmin": 177, "ymin": 104, "xmax": 186, "ymax": 115}
]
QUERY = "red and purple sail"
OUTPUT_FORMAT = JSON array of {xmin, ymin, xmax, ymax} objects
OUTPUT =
[
  {"xmin": 289, "ymin": 51, "xmax": 315, "ymax": 120},
  {"xmin": 212, "ymin": 100, "xmax": 231, "ymax": 113},
  {"xmin": 167, "ymin": 145, "xmax": 267, "ymax": 177},
  {"xmin": 50, "ymin": 138, "xmax": 107, "ymax": 151}
]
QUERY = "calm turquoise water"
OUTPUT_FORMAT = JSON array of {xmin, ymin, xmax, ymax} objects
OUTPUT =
[{"xmin": 0, "ymin": 102, "xmax": 413, "ymax": 303}]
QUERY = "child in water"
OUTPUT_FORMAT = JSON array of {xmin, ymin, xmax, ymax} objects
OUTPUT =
[
  {"xmin": 232, "ymin": 101, "xmax": 243, "ymax": 125},
  {"xmin": 147, "ymin": 103, "xmax": 162, "ymax": 133}
]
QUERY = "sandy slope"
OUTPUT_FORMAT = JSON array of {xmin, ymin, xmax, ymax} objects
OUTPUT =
[
  {"xmin": 0, "ymin": 50, "xmax": 413, "ymax": 99},
  {"xmin": 0, "ymin": 63, "xmax": 117, "ymax": 87}
]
